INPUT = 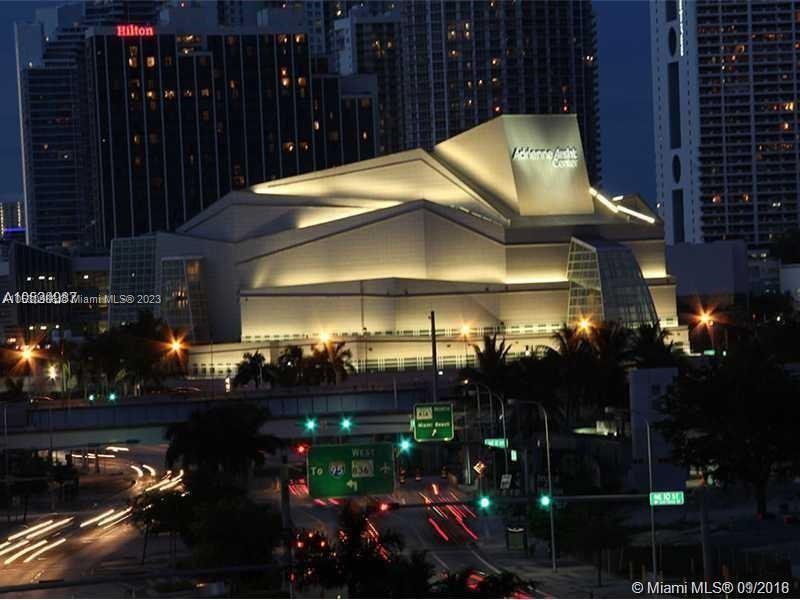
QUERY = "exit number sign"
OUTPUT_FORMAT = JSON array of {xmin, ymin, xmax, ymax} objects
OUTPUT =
[{"xmin": 649, "ymin": 491, "xmax": 685, "ymax": 506}]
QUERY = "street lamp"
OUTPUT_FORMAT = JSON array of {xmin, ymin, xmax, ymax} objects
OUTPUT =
[
  {"xmin": 170, "ymin": 338, "xmax": 184, "ymax": 353},
  {"xmin": 469, "ymin": 382, "xmax": 508, "ymax": 474},
  {"xmin": 577, "ymin": 317, "xmax": 592, "ymax": 333},
  {"xmin": 631, "ymin": 412, "xmax": 658, "ymax": 584},
  {"xmin": 509, "ymin": 398, "xmax": 556, "ymax": 572}
]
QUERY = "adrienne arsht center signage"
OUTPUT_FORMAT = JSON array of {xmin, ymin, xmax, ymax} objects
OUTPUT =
[{"xmin": 511, "ymin": 146, "xmax": 579, "ymax": 169}]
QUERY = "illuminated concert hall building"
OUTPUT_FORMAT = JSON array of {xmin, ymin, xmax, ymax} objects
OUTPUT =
[{"xmin": 109, "ymin": 114, "xmax": 687, "ymax": 377}]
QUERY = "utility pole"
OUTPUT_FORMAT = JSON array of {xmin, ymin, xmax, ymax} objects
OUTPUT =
[
  {"xmin": 429, "ymin": 311, "xmax": 438, "ymax": 402},
  {"xmin": 699, "ymin": 483, "xmax": 711, "ymax": 582}
]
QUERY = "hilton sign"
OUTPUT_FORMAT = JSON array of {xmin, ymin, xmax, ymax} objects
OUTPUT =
[
  {"xmin": 116, "ymin": 24, "xmax": 155, "ymax": 37},
  {"xmin": 511, "ymin": 146, "xmax": 579, "ymax": 169}
]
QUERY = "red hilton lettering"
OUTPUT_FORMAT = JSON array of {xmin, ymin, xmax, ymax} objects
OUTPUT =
[{"xmin": 116, "ymin": 24, "xmax": 155, "ymax": 37}]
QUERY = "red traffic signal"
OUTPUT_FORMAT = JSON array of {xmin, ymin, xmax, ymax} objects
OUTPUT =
[
  {"xmin": 296, "ymin": 443, "xmax": 309, "ymax": 455},
  {"xmin": 378, "ymin": 501, "xmax": 400, "ymax": 512}
]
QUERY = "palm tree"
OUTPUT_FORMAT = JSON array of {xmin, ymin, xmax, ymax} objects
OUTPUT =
[
  {"xmin": 275, "ymin": 345, "xmax": 305, "ymax": 386},
  {"xmin": 165, "ymin": 403, "xmax": 282, "ymax": 493},
  {"xmin": 585, "ymin": 321, "xmax": 632, "ymax": 414},
  {"xmin": 310, "ymin": 341, "xmax": 354, "ymax": 385},
  {"xmin": 543, "ymin": 325, "xmax": 594, "ymax": 426},
  {"xmin": 630, "ymin": 321, "xmax": 684, "ymax": 368},
  {"xmin": 232, "ymin": 351, "xmax": 268, "ymax": 388},
  {"xmin": 460, "ymin": 333, "xmax": 511, "ymax": 394}
]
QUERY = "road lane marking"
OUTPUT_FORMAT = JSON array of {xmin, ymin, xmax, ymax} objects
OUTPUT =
[{"xmin": 469, "ymin": 548, "xmax": 501, "ymax": 574}]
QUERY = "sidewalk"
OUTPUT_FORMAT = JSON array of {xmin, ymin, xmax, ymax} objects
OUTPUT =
[{"xmin": 475, "ymin": 524, "xmax": 636, "ymax": 598}]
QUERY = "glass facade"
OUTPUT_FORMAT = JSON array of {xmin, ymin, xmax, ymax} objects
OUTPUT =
[
  {"xmin": 86, "ymin": 28, "xmax": 376, "ymax": 246},
  {"xmin": 159, "ymin": 257, "xmax": 210, "ymax": 343},
  {"xmin": 108, "ymin": 236, "xmax": 157, "ymax": 326},
  {"xmin": 566, "ymin": 237, "xmax": 658, "ymax": 328}
]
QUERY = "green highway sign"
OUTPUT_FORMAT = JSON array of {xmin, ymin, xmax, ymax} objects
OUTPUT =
[
  {"xmin": 649, "ymin": 491, "xmax": 685, "ymax": 506},
  {"xmin": 484, "ymin": 437, "xmax": 508, "ymax": 449},
  {"xmin": 413, "ymin": 403, "xmax": 454, "ymax": 442},
  {"xmin": 307, "ymin": 443, "xmax": 395, "ymax": 498}
]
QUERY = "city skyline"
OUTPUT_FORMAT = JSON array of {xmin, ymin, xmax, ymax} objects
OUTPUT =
[{"xmin": 0, "ymin": 1, "xmax": 656, "ymax": 207}]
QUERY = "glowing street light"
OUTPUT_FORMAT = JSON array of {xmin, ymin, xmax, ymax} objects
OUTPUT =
[
  {"xmin": 578, "ymin": 318, "xmax": 592, "ymax": 333},
  {"xmin": 170, "ymin": 338, "xmax": 184, "ymax": 353},
  {"xmin": 539, "ymin": 494, "xmax": 552, "ymax": 508},
  {"xmin": 460, "ymin": 324, "xmax": 470, "ymax": 337},
  {"xmin": 47, "ymin": 364, "xmax": 57, "ymax": 381},
  {"xmin": 698, "ymin": 311, "xmax": 714, "ymax": 327},
  {"xmin": 20, "ymin": 346, "xmax": 33, "ymax": 361},
  {"xmin": 319, "ymin": 332, "xmax": 330, "ymax": 344}
]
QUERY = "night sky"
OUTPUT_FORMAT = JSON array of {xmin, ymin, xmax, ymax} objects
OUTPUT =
[{"xmin": 0, "ymin": 0, "xmax": 656, "ymax": 205}]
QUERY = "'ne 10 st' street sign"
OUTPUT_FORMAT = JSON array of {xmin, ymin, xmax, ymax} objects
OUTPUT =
[
  {"xmin": 307, "ymin": 443, "xmax": 395, "ymax": 499},
  {"xmin": 649, "ymin": 491, "xmax": 685, "ymax": 506},
  {"xmin": 413, "ymin": 402, "xmax": 454, "ymax": 442}
]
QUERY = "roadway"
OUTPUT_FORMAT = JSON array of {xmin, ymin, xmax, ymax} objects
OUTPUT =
[
  {"xmin": 283, "ymin": 476, "xmax": 530, "ymax": 591},
  {"xmin": 0, "ymin": 446, "xmax": 179, "ymax": 597}
]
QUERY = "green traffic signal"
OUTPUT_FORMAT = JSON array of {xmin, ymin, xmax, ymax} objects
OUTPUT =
[
  {"xmin": 304, "ymin": 417, "xmax": 317, "ymax": 432},
  {"xmin": 340, "ymin": 417, "xmax": 352, "ymax": 431},
  {"xmin": 109, "ymin": 392, "xmax": 117, "ymax": 402},
  {"xmin": 478, "ymin": 495, "xmax": 491, "ymax": 510},
  {"xmin": 539, "ymin": 494, "xmax": 552, "ymax": 508},
  {"xmin": 398, "ymin": 438, "xmax": 412, "ymax": 453}
]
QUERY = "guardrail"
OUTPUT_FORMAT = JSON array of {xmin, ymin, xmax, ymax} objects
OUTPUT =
[{"xmin": 25, "ymin": 386, "xmax": 429, "ymax": 432}]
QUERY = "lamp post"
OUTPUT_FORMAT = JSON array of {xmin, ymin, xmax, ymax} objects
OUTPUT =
[
  {"xmin": 466, "ymin": 381, "xmax": 508, "ymax": 474},
  {"xmin": 632, "ymin": 412, "xmax": 658, "ymax": 583},
  {"xmin": 510, "ymin": 399, "xmax": 556, "ymax": 572}
]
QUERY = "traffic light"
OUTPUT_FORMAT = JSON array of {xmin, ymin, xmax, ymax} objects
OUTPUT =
[
  {"xmin": 295, "ymin": 443, "xmax": 309, "ymax": 455},
  {"xmin": 339, "ymin": 417, "xmax": 352, "ymax": 432},
  {"xmin": 304, "ymin": 417, "xmax": 317, "ymax": 432},
  {"xmin": 398, "ymin": 438, "xmax": 412, "ymax": 453},
  {"xmin": 108, "ymin": 392, "xmax": 117, "ymax": 402},
  {"xmin": 538, "ymin": 494, "xmax": 552, "ymax": 509},
  {"xmin": 478, "ymin": 495, "xmax": 491, "ymax": 510}
]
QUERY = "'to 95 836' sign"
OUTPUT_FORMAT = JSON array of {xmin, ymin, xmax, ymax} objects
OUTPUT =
[
  {"xmin": 413, "ymin": 403, "xmax": 454, "ymax": 442},
  {"xmin": 307, "ymin": 443, "xmax": 395, "ymax": 499}
]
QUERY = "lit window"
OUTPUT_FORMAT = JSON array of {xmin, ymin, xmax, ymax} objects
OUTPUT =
[
  {"xmin": 281, "ymin": 77, "xmax": 291, "ymax": 88},
  {"xmin": 146, "ymin": 56, "xmax": 155, "ymax": 68},
  {"xmin": 128, "ymin": 57, "xmax": 138, "ymax": 68},
  {"xmin": 283, "ymin": 142, "xmax": 295, "ymax": 152},
  {"xmin": 297, "ymin": 76, "xmax": 307, "ymax": 88},
  {"xmin": 313, "ymin": 120, "xmax": 320, "ymax": 131}
]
